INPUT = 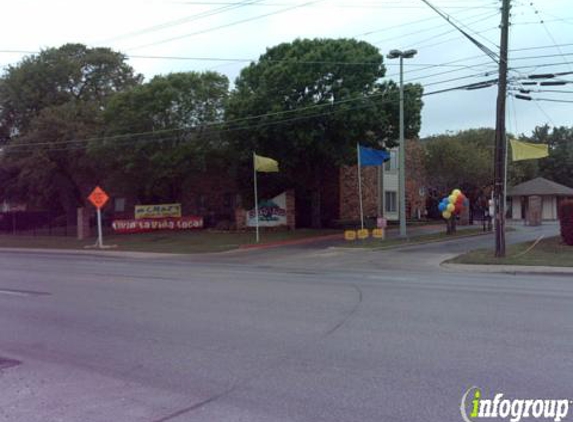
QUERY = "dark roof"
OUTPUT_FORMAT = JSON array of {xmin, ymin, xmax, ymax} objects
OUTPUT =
[{"xmin": 508, "ymin": 177, "xmax": 573, "ymax": 197}]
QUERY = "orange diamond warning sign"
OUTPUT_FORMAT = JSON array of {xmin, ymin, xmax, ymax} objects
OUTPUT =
[{"xmin": 88, "ymin": 186, "xmax": 109, "ymax": 209}]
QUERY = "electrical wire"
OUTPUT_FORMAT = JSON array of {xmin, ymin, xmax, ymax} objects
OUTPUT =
[
  {"xmin": 371, "ymin": 9, "xmax": 499, "ymax": 46},
  {"xmin": 127, "ymin": 0, "xmax": 327, "ymax": 51},
  {"xmin": 4, "ymin": 73, "xmax": 499, "ymax": 152},
  {"xmin": 532, "ymin": 97, "xmax": 573, "ymax": 103},
  {"xmin": 95, "ymin": 0, "xmax": 267, "ymax": 45},
  {"xmin": 418, "ymin": 0, "xmax": 500, "ymax": 63},
  {"xmin": 525, "ymin": 1, "xmax": 573, "ymax": 72}
]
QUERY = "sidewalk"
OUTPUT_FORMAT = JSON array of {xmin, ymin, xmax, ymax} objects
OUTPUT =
[
  {"xmin": 383, "ymin": 222, "xmax": 485, "ymax": 239},
  {"xmin": 442, "ymin": 262, "xmax": 573, "ymax": 276}
]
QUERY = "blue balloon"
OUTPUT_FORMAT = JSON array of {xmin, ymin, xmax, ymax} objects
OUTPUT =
[{"xmin": 438, "ymin": 203, "xmax": 446, "ymax": 212}]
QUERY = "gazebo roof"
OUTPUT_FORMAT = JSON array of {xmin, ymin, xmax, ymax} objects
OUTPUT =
[{"xmin": 508, "ymin": 177, "xmax": 573, "ymax": 197}]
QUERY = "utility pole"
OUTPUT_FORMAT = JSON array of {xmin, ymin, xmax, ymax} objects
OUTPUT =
[{"xmin": 493, "ymin": 0, "xmax": 511, "ymax": 257}]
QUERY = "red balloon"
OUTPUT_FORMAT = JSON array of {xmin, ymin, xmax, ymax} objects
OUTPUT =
[
  {"xmin": 456, "ymin": 196, "xmax": 464, "ymax": 206},
  {"xmin": 455, "ymin": 203, "xmax": 463, "ymax": 213}
]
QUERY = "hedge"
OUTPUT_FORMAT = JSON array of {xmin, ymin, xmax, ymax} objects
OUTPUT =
[{"xmin": 559, "ymin": 200, "xmax": 573, "ymax": 246}]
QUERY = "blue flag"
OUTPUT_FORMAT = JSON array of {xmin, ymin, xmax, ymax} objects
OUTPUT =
[{"xmin": 358, "ymin": 145, "xmax": 390, "ymax": 166}]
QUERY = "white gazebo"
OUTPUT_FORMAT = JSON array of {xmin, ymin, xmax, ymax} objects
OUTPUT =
[{"xmin": 508, "ymin": 177, "xmax": 573, "ymax": 221}]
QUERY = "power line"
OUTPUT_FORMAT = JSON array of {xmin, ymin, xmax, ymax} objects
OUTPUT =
[
  {"xmin": 127, "ymin": 0, "xmax": 326, "ymax": 51},
  {"xmin": 418, "ymin": 0, "xmax": 500, "ymax": 63},
  {"xmin": 510, "ymin": 42, "xmax": 573, "ymax": 53},
  {"xmin": 96, "ymin": 0, "xmax": 267, "ymax": 45},
  {"xmin": 4, "ymin": 73, "xmax": 499, "ymax": 151},
  {"xmin": 532, "ymin": 100, "xmax": 558, "ymax": 127},
  {"xmin": 370, "ymin": 9, "xmax": 499, "ymax": 46},
  {"xmin": 525, "ymin": 1, "xmax": 573, "ymax": 72},
  {"xmin": 172, "ymin": 1, "xmax": 500, "ymax": 9},
  {"xmin": 0, "ymin": 48, "xmax": 571, "ymax": 69},
  {"xmin": 532, "ymin": 97, "xmax": 573, "ymax": 103},
  {"xmin": 401, "ymin": 25, "xmax": 498, "ymax": 52}
]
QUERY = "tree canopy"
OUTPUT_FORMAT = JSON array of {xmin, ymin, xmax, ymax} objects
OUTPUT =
[
  {"xmin": 95, "ymin": 71, "xmax": 230, "ymax": 203},
  {"xmin": 0, "ymin": 44, "xmax": 142, "ymax": 215},
  {"xmin": 0, "ymin": 43, "xmax": 142, "ymax": 141},
  {"xmin": 423, "ymin": 128, "xmax": 496, "ymax": 195},
  {"xmin": 526, "ymin": 124, "xmax": 573, "ymax": 188},
  {"xmin": 226, "ymin": 38, "xmax": 423, "ymax": 225}
]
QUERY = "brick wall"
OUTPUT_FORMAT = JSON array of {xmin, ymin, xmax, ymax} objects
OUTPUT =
[
  {"xmin": 338, "ymin": 140, "xmax": 427, "ymax": 222},
  {"xmin": 180, "ymin": 171, "xmax": 239, "ymax": 226},
  {"xmin": 339, "ymin": 165, "xmax": 378, "ymax": 221},
  {"xmin": 285, "ymin": 189, "xmax": 296, "ymax": 229}
]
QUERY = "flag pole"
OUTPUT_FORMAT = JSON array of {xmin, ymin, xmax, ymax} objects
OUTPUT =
[
  {"xmin": 253, "ymin": 152, "xmax": 260, "ymax": 243},
  {"xmin": 357, "ymin": 143, "xmax": 365, "ymax": 230}
]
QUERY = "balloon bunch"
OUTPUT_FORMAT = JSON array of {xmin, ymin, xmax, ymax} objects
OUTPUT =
[{"xmin": 438, "ymin": 189, "xmax": 469, "ymax": 219}]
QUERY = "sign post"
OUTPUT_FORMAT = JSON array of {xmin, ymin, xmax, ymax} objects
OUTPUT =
[{"xmin": 88, "ymin": 186, "xmax": 110, "ymax": 249}]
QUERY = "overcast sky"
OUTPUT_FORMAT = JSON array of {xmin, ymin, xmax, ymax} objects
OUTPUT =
[{"xmin": 1, "ymin": 0, "xmax": 571, "ymax": 137}]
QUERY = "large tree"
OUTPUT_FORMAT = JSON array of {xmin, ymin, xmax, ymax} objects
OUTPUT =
[
  {"xmin": 226, "ymin": 38, "xmax": 423, "ymax": 226},
  {"xmin": 0, "ymin": 44, "xmax": 142, "ymax": 216},
  {"xmin": 525, "ymin": 124, "xmax": 573, "ymax": 188},
  {"xmin": 422, "ymin": 128, "xmax": 542, "ymax": 217},
  {"xmin": 94, "ymin": 71, "xmax": 230, "ymax": 203},
  {"xmin": 423, "ymin": 128, "xmax": 495, "ymax": 195},
  {"xmin": 0, "ymin": 43, "xmax": 141, "ymax": 141}
]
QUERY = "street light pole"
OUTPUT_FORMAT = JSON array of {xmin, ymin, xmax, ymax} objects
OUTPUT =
[
  {"xmin": 388, "ymin": 49, "xmax": 417, "ymax": 238},
  {"xmin": 398, "ymin": 55, "xmax": 407, "ymax": 238}
]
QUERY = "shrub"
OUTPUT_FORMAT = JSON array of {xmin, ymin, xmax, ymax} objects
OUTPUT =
[{"xmin": 559, "ymin": 200, "xmax": 573, "ymax": 245}]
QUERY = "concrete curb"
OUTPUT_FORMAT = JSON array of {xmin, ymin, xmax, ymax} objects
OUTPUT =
[
  {"xmin": 441, "ymin": 262, "xmax": 573, "ymax": 276},
  {"xmin": 239, "ymin": 234, "xmax": 343, "ymax": 250},
  {"xmin": 330, "ymin": 230, "xmax": 492, "ymax": 252},
  {"xmin": 0, "ymin": 247, "xmax": 189, "ymax": 260}
]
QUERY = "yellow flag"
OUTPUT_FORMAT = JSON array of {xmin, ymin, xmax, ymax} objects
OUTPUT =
[
  {"xmin": 510, "ymin": 139, "xmax": 549, "ymax": 162},
  {"xmin": 254, "ymin": 153, "xmax": 279, "ymax": 172}
]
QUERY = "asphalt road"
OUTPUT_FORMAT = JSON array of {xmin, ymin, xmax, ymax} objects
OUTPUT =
[{"xmin": 1, "ymin": 223, "xmax": 571, "ymax": 422}]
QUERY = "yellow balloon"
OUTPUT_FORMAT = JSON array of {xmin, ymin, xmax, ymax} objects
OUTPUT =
[
  {"xmin": 442, "ymin": 211, "xmax": 452, "ymax": 219},
  {"xmin": 452, "ymin": 189, "xmax": 462, "ymax": 196},
  {"xmin": 449, "ymin": 194, "xmax": 457, "ymax": 203},
  {"xmin": 447, "ymin": 203, "xmax": 455, "ymax": 212}
]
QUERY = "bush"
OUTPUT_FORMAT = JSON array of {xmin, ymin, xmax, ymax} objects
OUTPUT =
[{"xmin": 559, "ymin": 200, "xmax": 573, "ymax": 245}]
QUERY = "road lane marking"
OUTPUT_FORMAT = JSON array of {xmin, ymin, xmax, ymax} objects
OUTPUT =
[{"xmin": 0, "ymin": 288, "xmax": 50, "ymax": 297}]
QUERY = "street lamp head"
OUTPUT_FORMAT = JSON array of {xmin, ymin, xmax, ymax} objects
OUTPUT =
[
  {"xmin": 387, "ymin": 49, "xmax": 402, "ymax": 59},
  {"xmin": 402, "ymin": 49, "xmax": 418, "ymax": 59},
  {"xmin": 387, "ymin": 49, "xmax": 418, "ymax": 59}
]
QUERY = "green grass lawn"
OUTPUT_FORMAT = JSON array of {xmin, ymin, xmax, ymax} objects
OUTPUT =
[
  {"xmin": 0, "ymin": 229, "xmax": 340, "ymax": 254},
  {"xmin": 448, "ymin": 236, "xmax": 573, "ymax": 267},
  {"xmin": 343, "ymin": 227, "xmax": 489, "ymax": 249}
]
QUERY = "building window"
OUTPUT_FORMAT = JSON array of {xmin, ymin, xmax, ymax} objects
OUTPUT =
[
  {"xmin": 384, "ymin": 151, "xmax": 398, "ymax": 171},
  {"xmin": 385, "ymin": 191, "xmax": 397, "ymax": 213}
]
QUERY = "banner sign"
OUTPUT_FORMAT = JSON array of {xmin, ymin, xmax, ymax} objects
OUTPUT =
[
  {"xmin": 1, "ymin": 202, "xmax": 27, "ymax": 212},
  {"xmin": 135, "ymin": 203, "xmax": 182, "ymax": 219},
  {"xmin": 112, "ymin": 216, "xmax": 203, "ymax": 234},
  {"xmin": 247, "ymin": 192, "xmax": 287, "ymax": 227}
]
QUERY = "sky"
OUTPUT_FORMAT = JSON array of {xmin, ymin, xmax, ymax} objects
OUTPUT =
[{"xmin": 0, "ymin": 0, "xmax": 571, "ymax": 137}]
